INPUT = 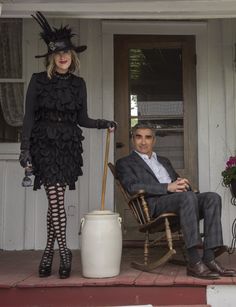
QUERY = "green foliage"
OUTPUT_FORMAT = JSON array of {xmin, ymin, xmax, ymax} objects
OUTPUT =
[{"xmin": 222, "ymin": 156, "xmax": 236, "ymax": 187}]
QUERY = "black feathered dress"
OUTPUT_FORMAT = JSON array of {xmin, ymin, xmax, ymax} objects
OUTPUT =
[{"xmin": 21, "ymin": 71, "xmax": 99, "ymax": 190}]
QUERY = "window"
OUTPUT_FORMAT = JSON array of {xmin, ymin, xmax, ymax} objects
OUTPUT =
[
  {"xmin": 129, "ymin": 47, "xmax": 184, "ymax": 168},
  {"xmin": 0, "ymin": 19, "xmax": 24, "ymax": 143}
]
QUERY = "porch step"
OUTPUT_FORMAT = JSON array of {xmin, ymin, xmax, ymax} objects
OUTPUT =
[
  {"xmin": 0, "ymin": 286, "xmax": 207, "ymax": 307},
  {"xmin": 155, "ymin": 305, "xmax": 211, "ymax": 307},
  {"xmin": 115, "ymin": 305, "xmax": 211, "ymax": 307},
  {"xmin": 119, "ymin": 305, "xmax": 211, "ymax": 307}
]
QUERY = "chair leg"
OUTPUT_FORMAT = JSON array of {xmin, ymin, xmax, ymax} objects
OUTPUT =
[
  {"xmin": 131, "ymin": 219, "xmax": 177, "ymax": 272},
  {"xmin": 169, "ymin": 244, "xmax": 187, "ymax": 266},
  {"xmin": 165, "ymin": 217, "xmax": 174, "ymax": 251},
  {"xmin": 144, "ymin": 231, "xmax": 149, "ymax": 265}
]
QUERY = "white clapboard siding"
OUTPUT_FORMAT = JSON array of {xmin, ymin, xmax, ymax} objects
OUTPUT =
[{"xmin": 0, "ymin": 161, "xmax": 25, "ymax": 250}]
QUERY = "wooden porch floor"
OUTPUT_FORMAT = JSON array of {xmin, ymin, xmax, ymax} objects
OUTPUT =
[
  {"xmin": 0, "ymin": 247, "xmax": 236, "ymax": 306},
  {"xmin": 1, "ymin": 247, "xmax": 236, "ymax": 288}
]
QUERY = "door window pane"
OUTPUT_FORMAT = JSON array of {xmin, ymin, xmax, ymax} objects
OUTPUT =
[{"xmin": 129, "ymin": 48, "xmax": 184, "ymax": 169}]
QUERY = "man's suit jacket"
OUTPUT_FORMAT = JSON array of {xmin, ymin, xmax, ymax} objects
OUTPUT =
[{"xmin": 116, "ymin": 151, "xmax": 179, "ymax": 216}]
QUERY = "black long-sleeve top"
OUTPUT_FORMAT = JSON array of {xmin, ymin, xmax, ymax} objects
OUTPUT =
[{"xmin": 21, "ymin": 71, "xmax": 98, "ymax": 150}]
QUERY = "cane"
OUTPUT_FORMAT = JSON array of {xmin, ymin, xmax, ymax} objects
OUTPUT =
[{"xmin": 101, "ymin": 128, "xmax": 111, "ymax": 210}]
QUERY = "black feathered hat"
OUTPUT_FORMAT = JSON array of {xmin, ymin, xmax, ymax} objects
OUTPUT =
[{"xmin": 32, "ymin": 11, "xmax": 87, "ymax": 58}]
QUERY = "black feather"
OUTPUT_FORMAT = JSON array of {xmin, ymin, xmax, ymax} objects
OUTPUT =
[
  {"xmin": 31, "ymin": 11, "xmax": 54, "ymax": 43},
  {"xmin": 35, "ymin": 11, "xmax": 52, "ymax": 33}
]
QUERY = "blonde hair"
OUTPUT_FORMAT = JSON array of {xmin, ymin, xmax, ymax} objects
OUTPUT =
[{"xmin": 45, "ymin": 50, "xmax": 80, "ymax": 79}]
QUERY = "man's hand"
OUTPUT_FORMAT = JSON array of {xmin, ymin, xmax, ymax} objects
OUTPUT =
[{"xmin": 167, "ymin": 177, "xmax": 190, "ymax": 193}]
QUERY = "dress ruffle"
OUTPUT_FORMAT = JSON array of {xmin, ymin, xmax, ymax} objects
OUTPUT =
[
  {"xmin": 35, "ymin": 72, "xmax": 84, "ymax": 114},
  {"xmin": 30, "ymin": 72, "xmax": 85, "ymax": 190}
]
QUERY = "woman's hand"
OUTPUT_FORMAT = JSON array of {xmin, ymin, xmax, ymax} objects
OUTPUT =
[
  {"xmin": 19, "ymin": 149, "xmax": 32, "ymax": 168},
  {"xmin": 97, "ymin": 119, "xmax": 117, "ymax": 131},
  {"xmin": 108, "ymin": 121, "xmax": 117, "ymax": 132}
]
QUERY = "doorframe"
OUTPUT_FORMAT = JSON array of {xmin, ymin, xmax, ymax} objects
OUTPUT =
[{"xmin": 102, "ymin": 20, "xmax": 209, "ymax": 210}]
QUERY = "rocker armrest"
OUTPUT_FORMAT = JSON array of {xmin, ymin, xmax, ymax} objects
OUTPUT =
[{"xmin": 129, "ymin": 189, "xmax": 146, "ymax": 201}]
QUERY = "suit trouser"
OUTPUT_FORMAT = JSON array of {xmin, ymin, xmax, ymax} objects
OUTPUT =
[{"xmin": 152, "ymin": 191, "xmax": 223, "ymax": 250}]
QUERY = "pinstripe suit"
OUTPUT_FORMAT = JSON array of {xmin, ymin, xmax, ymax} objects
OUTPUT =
[{"xmin": 116, "ymin": 151, "xmax": 223, "ymax": 250}]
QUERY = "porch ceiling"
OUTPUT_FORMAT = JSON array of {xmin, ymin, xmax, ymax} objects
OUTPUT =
[{"xmin": 1, "ymin": 0, "xmax": 236, "ymax": 19}]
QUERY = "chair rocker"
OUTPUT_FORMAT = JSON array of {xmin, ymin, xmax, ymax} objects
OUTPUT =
[{"xmin": 108, "ymin": 162, "xmax": 184, "ymax": 272}]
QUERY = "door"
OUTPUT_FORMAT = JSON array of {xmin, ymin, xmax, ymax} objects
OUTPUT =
[{"xmin": 114, "ymin": 35, "xmax": 197, "ymax": 240}]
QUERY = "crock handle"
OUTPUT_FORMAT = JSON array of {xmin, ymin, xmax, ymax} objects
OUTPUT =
[{"xmin": 78, "ymin": 217, "xmax": 85, "ymax": 235}]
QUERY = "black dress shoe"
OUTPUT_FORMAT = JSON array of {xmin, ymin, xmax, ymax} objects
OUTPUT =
[
  {"xmin": 39, "ymin": 250, "xmax": 54, "ymax": 277},
  {"xmin": 59, "ymin": 249, "xmax": 72, "ymax": 279},
  {"xmin": 187, "ymin": 261, "xmax": 220, "ymax": 279},
  {"xmin": 204, "ymin": 259, "xmax": 236, "ymax": 277}
]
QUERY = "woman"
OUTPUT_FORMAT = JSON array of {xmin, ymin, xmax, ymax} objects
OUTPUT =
[{"xmin": 19, "ymin": 12, "xmax": 116, "ymax": 279}]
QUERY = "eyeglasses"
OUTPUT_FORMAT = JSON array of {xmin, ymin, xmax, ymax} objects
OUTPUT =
[{"xmin": 22, "ymin": 168, "xmax": 33, "ymax": 187}]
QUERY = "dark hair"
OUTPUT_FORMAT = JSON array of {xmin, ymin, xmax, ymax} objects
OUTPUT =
[{"xmin": 131, "ymin": 123, "xmax": 156, "ymax": 137}]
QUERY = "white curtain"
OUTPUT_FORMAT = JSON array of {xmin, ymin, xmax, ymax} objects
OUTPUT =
[{"xmin": 0, "ymin": 19, "xmax": 24, "ymax": 127}]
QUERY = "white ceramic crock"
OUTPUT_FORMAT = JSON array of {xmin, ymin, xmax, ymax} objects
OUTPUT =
[{"xmin": 80, "ymin": 210, "xmax": 122, "ymax": 278}]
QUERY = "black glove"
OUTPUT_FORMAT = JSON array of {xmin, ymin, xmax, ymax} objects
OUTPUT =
[
  {"xmin": 96, "ymin": 119, "xmax": 117, "ymax": 130},
  {"xmin": 19, "ymin": 149, "xmax": 32, "ymax": 168}
]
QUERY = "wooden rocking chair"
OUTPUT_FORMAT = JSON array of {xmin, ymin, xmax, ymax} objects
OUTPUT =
[{"xmin": 108, "ymin": 162, "xmax": 185, "ymax": 272}]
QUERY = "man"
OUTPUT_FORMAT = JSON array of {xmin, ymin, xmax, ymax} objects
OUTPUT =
[{"xmin": 116, "ymin": 123, "xmax": 235, "ymax": 279}]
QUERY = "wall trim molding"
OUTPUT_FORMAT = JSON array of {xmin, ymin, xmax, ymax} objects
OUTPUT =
[{"xmin": 2, "ymin": 1, "xmax": 236, "ymax": 19}]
